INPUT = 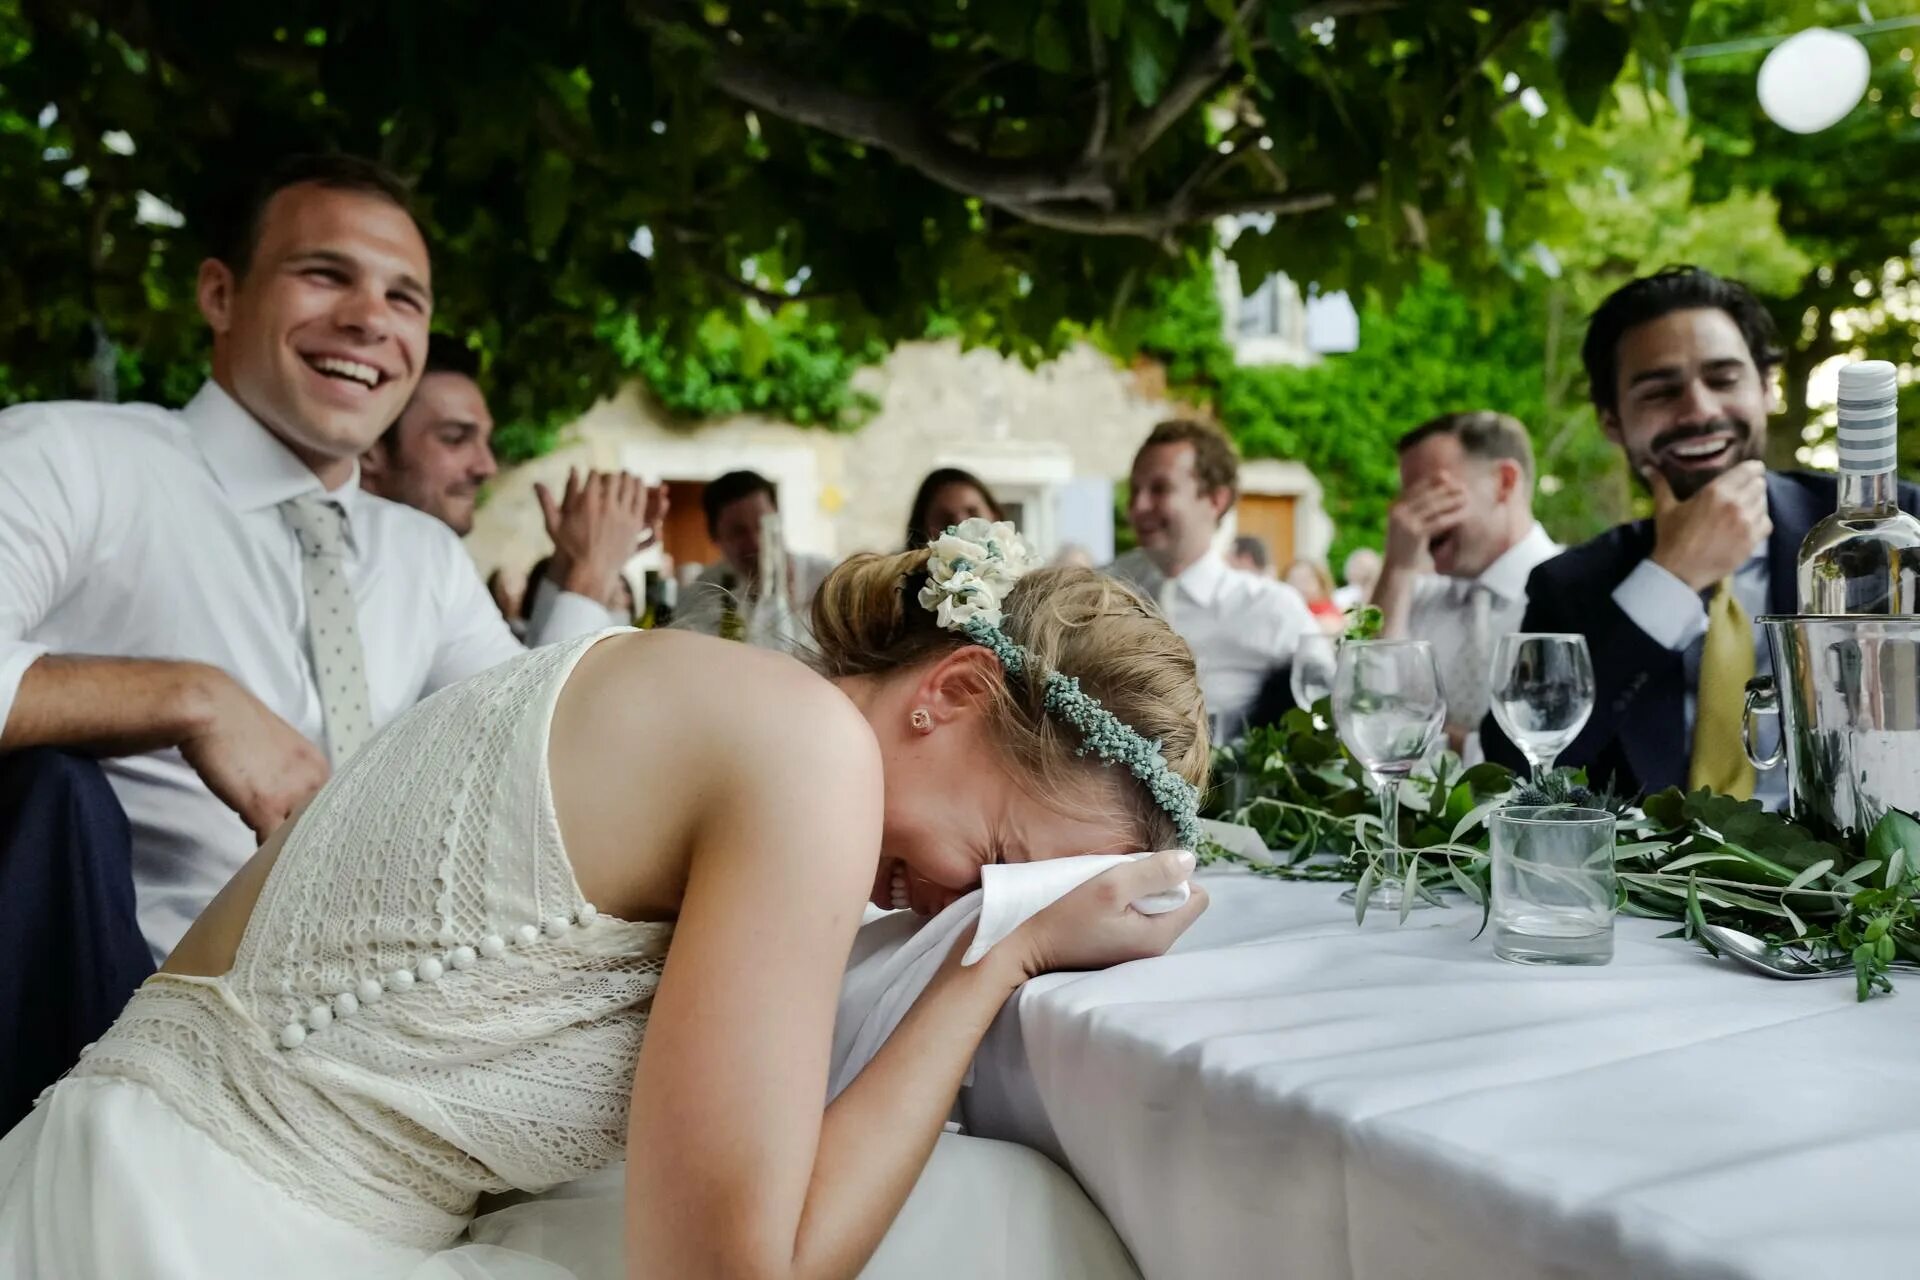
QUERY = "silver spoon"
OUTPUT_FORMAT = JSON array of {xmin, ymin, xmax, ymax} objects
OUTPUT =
[{"xmin": 1699, "ymin": 923, "xmax": 1920, "ymax": 980}]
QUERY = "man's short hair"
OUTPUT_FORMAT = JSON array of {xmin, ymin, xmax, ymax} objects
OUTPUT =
[
  {"xmin": 376, "ymin": 335, "xmax": 481, "ymax": 451},
  {"xmin": 1140, "ymin": 419, "xmax": 1240, "ymax": 502},
  {"xmin": 703, "ymin": 470, "xmax": 778, "ymax": 536},
  {"xmin": 1581, "ymin": 266, "xmax": 1783, "ymax": 415},
  {"xmin": 209, "ymin": 153, "xmax": 414, "ymax": 278},
  {"xmin": 1230, "ymin": 534, "xmax": 1270, "ymax": 570},
  {"xmin": 1396, "ymin": 411, "xmax": 1535, "ymax": 481}
]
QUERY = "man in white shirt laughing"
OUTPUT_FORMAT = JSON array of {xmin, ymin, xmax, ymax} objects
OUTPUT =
[
  {"xmin": 1108, "ymin": 420, "xmax": 1315, "ymax": 740},
  {"xmin": 1371, "ymin": 411, "xmax": 1562, "ymax": 755},
  {"xmin": 0, "ymin": 155, "xmax": 627, "ymax": 984}
]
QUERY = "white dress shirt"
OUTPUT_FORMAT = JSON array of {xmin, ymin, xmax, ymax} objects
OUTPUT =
[
  {"xmin": 1403, "ymin": 522, "xmax": 1562, "ymax": 740},
  {"xmin": 0, "ymin": 381, "xmax": 610, "ymax": 959},
  {"xmin": 1109, "ymin": 549, "xmax": 1314, "ymax": 737},
  {"xmin": 1612, "ymin": 550, "xmax": 1786, "ymax": 810}
]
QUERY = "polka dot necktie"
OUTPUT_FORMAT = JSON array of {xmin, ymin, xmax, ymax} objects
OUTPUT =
[{"xmin": 280, "ymin": 495, "xmax": 374, "ymax": 766}]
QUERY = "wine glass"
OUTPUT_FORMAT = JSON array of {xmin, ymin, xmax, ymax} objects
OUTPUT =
[
  {"xmin": 1489, "ymin": 633, "xmax": 1595, "ymax": 781},
  {"xmin": 1290, "ymin": 633, "xmax": 1339, "ymax": 723},
  {"xmin": 1332, "ymin": 639, "xmax": 1445, "ymax": 911}
]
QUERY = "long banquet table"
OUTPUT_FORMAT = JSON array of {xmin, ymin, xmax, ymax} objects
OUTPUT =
[{"xmin": 963, "ymin": 867, "xmax": 1920, "ymax": 1280}]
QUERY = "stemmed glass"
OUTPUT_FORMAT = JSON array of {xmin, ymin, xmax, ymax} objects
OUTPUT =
[
  {"xmin": 1290, "ymin": 633, "xmax": 1339, "ymax": 724},
  {"xmin": 1488, "ymin": 633, "xmax": 1595, "ymax": 782},
  {"xmin": 1332, "ymin": 639, "xmax": 1445, "ymax": 911}
]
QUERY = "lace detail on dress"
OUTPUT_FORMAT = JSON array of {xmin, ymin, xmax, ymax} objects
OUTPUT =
[{"xmin": 72, "ymin": 632, "xmax": 673, "ymax": 1247}]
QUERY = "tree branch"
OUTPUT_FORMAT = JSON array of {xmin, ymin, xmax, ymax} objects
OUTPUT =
[
  {"xmin": 1002, "ymin": 183, "xmax": 1370, "ymax": 241},
  {"xmin": 1081, "ymin": 9, "xmax": 1111, "ymax": 167},
  {"xmin": 1110, "ymin": 0, "xmax": 1266, "ymax": 167},
  {"xmin": 701, "ymin": 44, "xmax": 1110, "ymax": 206}
]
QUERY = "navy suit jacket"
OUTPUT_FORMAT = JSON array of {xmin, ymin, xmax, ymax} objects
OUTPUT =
[{"xmin": 1482, "ymin": 470, "xmax": 1920, "ymax": 798}]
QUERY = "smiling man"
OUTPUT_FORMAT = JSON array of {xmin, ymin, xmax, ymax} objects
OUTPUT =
[
  {"xmin": 1108, "ymin": 419, "xmax": 1314, "ymax": 740},
  {"xmin": 1482, "ymin": 266, "xmax": 1919, "ymax": 803},
  {"xmin": 0, "ymin": 155, "xmax": 615, "ymax": 1114}
]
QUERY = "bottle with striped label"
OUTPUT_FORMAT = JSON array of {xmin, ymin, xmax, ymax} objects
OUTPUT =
[{"xmin": 1797, "ymin": 360, "xmax": 1919, "ymax": 614}]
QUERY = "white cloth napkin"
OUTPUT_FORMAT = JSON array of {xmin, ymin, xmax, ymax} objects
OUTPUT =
[{"xmin": 828, "ymin": 852, "xmax": 1190, "ymax": 1102}]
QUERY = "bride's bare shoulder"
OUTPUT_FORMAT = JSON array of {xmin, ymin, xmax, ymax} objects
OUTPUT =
[{"xmin": 557, "ymin": 630, "xmax": 879, "ymax": 777}]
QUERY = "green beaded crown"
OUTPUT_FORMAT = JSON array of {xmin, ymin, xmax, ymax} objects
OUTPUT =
[{"xmin": 917, "ymin": 519, "xmax": 1202, "ymax": 851}]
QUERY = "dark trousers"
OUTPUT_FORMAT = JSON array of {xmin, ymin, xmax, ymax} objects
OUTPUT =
[{"xmin": 0, "ymin": 748, "xmax": 152, "ymax": 1133}]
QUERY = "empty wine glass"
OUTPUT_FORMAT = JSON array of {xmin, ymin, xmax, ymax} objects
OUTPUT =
[
  {"xmin": 1290, "ymin": 633, "xmax": 1339, "ymax": 721},
  {"xmin": 1489, "ymin": 633, "xmax": 1595, "ymax": 781},
  {"xmin": 1332, "ymin": 639, "xmax": 1445, "ymax": 911}
]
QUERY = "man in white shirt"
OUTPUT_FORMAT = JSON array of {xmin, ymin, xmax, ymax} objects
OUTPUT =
[
  {"xmin": 1108, "ymin": 420, "xmax": 1315, "ymax": 739},
  {"xmin": 1372, "ymin": 411, "xmax": 1562, "ymax": 753},
  {"xmin": 678, "ymin": 471, "xmax": 836, "ymax": 640},
  {"xmin": 0, "ymin": 154, "xmax": 638, "ymax": 973},
  {"xmin": 361, "ymin": 334, "xmax": 664, "ymax": 632}
]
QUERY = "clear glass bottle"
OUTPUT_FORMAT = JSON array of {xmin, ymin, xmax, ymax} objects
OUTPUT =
[
  {"xmin": 1798, "ymin": 360, "xmax": 1920, "ymax": 615},
  {"xmin": 745, "ymin": 510, "xmax": 796, "ymax": 651}
]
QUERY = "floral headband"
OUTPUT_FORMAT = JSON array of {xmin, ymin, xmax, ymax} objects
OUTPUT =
[{"xmin": 917, "ymin": 519, "xmax": 1203, "ymax": 851}]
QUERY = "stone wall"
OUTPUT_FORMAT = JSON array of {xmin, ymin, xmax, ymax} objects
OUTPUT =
[{"xmin": 465, "ymin": 338, "xmax": 1331, "ymax": 581}]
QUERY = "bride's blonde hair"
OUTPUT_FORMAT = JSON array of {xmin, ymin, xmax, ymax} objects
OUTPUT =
[{"xmin": 810, "ymin": 550, "xmax": 1209, "ymax": 849}]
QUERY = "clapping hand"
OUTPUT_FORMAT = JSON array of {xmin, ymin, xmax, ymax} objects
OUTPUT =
[{"xmin": 535, "ymin": 469, "xmax": 670, "ymax": 604}]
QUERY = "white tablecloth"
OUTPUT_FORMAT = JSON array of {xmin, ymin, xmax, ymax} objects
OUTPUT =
[{"xmin": 963, "ymin": 868, "xmax": 1920, "ymax": 1280}]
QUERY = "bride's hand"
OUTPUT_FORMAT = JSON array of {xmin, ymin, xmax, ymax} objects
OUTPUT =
[{"xmin": 1003, "ymin": 850, "xmax": 1208, "ymax": 980}]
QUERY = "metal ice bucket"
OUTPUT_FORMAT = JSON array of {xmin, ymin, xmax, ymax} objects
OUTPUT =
[{"xmin": 1744, "ymin": 616, "xmax": 1920, "ymax": 834}]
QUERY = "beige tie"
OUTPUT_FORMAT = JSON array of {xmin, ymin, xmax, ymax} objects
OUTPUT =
[
  {"xmin": 281, "ymin": 495, "xmax": 374, "ymax": 765},
  {"xmin": 1444, "ymin": 582, "xmax": 1494, "ymax": 733}
]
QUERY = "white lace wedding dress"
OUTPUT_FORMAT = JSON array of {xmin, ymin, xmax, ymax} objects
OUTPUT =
[{"xmin": 0, "ymin": 631, "xmax": 1138, "ymax": 1280}]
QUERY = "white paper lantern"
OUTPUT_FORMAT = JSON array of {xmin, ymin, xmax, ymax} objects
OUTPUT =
[{"xmin": 1757, "ymin": 28, "xmax": 1872, "ymax": 134}]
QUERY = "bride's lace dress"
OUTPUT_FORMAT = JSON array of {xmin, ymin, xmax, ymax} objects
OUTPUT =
[{"xmin": 0, "ymin": 630, "xmax": 672, "ymax": 1274}]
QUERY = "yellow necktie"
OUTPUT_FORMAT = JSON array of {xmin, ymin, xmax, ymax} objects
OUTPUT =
[{"xmin": 1688, "ymin": 579, "xmax": 1756, "ymax": 799}]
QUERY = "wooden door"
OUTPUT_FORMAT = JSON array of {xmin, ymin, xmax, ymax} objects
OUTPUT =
[
  {"xmin": 1235, "ymin": 493, "xmax": 1296, "ymax": 570},
  {"xmin": 662, "ymin": 480, "xmax": 719, "ymax": 572}
]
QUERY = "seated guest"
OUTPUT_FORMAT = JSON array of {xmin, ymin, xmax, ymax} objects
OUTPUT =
[
  {"xmin": 1484, "ymin": 266, "xmax": 1920, "ymax": 801},
  {"xmin": 0, "ymin": 154, "xmax": 612, "ymax": 1112},
  {"xmin": 678, "ymin": 470, "xmax": 836, "ymax": 636},
  {"xmin": 1372, "ymin": 412, "xmax": 1561, "ymax": 753},
  {"xmin": 360, "ymin": 335, "xmax": 663, "ymax": 639},
  {"xmin": 905, "ymin": 467, "xmax": 1003, "ymax": 550},
  {"xmin": 1282, "ymin": 558, "xmax": 1347, "ymax": 633},
  {"xmin": 1109, "ymin": 420, "xmax": 1314, "ymax": 740},
  {"xmin": 1333, "ymin": 546, "xmax": 1381, "ymax": 610},
  {"xmin": 1228, "ymin": 534, "xmax": 1274, "ymax": 577},
  {"xmin": 523, "ymin": 554, "xmax": 636, "ymax": 629}
]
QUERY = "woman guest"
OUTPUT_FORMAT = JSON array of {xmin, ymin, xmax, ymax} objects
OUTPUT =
[
  {"xmin": 905, "ymin": 468, "xmax": 1003, "ymax": 550},
  {"xmin": 1284, "ymin": 558, "xmax": 1347, "ymax": 634}
]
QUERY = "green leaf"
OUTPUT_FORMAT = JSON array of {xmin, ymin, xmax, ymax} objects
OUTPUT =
[
  {"xmin": 525, "ymin": 151, "xmax": 575, "ymax": 258},
  {"xmin": 1089, "ymin": 0, "xmax": 1125, "ymax": 39},
  {"xmin": 1555, "ymin": 8, "xmax": 1632, "ymax": 124},
  {"xmin": 1123, "ymin": 17, "xmax": 1178, "ymax": 107},
  {"xmin": 1030, "ymin": 10, "xmax": 1074, "ymax": 73},
  {"xmin": 1450, "ymin": 797, "xmax": 1503, "ymax": 846},
  {"xmin": 1447, "ymin": 859, "xmax": 1485, "ymax": 904},
  {"xmin": 1866, "ymin": 809, "xmax": 1920, "ymax": 870},
  {"xmin": 1398, "ymin": 856, "xmax": 1419, "ymax": 924},
  {"xmin": 1353, "ymin": 866, "xmax": 1376, "ymax": 924},
  {"xmin": 1782, "ymin": 859, "xmax": 1834, "ymax": 894}
]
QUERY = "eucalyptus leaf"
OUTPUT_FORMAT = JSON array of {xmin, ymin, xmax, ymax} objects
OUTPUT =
[
  {"xmin": 1783, "ymin": 859, "xmax": 1835, "ymax": 894},
  {"xmin": 1398, "ymin": 856, "xmax": 1419, "ymax": 924},
  {"xmin": 1353, "ymin": 867, "xmax": 1376, "ymax": 925}
]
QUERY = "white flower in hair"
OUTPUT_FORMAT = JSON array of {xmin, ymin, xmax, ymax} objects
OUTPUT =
[{"xmin": 919, "ymin": 518, "xmax": 1039, "ymax": 632}]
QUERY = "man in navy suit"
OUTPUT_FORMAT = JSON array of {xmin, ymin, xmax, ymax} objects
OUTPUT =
[{"xmin": 1484, "ymin": 267, "xmax": 1919, "ymax": 803}]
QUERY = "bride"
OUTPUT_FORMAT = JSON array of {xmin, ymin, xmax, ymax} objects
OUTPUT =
[{"xmin": 0, "ymin": 520, "xmax": 1209, "ymax": 1279}]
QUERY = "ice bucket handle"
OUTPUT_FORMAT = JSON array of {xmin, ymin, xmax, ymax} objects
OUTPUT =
[{"xmin": 1742, "ymin": 675, "xmax": 1783, "ymax": 770}]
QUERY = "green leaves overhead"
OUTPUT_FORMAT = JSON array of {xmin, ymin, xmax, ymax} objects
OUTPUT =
[{"xmin": 2, "ymin": 0, "xmax": 1685, "ymax": 428}]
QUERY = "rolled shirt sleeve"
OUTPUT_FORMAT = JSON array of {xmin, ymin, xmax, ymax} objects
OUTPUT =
[{"xmin": 0, "ymin": 405, "xmax": 97, "ymax": 735}]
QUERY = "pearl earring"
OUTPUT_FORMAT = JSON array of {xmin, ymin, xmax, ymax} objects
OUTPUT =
[{"xmin": 910, "ymin": 708, "xmax": 933, "ymax": 732}]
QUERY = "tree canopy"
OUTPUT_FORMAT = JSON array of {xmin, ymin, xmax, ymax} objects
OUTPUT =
[{"xmin": 1, "ymin": 0, "xmax": 1687, "ymax": 427}]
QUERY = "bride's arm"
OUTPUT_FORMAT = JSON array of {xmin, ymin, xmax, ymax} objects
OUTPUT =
[{"xmin": 615, "ymin": 660, "xmax": 1194, "ymax": 1280}]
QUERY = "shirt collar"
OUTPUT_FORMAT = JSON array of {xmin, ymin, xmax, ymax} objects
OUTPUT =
[
  {"xmin": 1473, "ymin": 522, "xmax": 1561, "ymax": 604},
  {"xmin": 181, "ymin": 379, "xmax": 363, "ymax": 518},
  {"xmin": 1173, "ymin": 550, "xmax": 1230, "ymax": 609}
]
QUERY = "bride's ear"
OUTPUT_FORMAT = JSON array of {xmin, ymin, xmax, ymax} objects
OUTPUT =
[{"xmin": 914, "ymin": 645, "xmax": 1003, "ymax": 727}]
